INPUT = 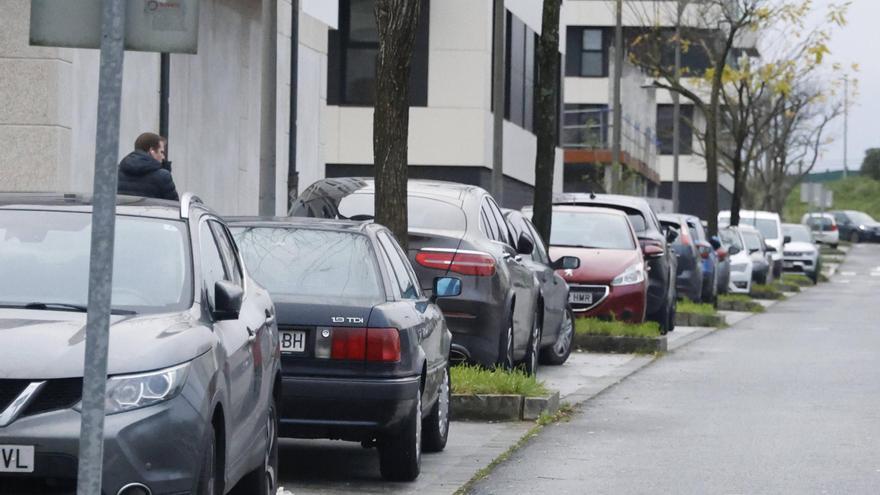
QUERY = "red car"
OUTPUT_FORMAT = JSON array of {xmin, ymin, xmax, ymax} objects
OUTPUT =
[{"xmin": 546, "ymin": 206, "xmax": 650, "ymax": 323}]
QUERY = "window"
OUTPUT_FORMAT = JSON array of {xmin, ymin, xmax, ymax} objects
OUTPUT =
[
  {"xmin": 503, "ymin": 12, "xmax": 537, "ymax": 131},
  {"xmin": 550, "ymin": 211, "xmax": 636, "ymax": 250},
  {"xmin": 563, "ymin": 103, "xmax": 608, "ymax": 148},
  {"xmin": 328, "ymin": 0, "xmax": 430, "ymax": 106},
  {"xmin": 657, "ymin": 104, "xmax": 694, "ymax": 155},
  {"xmin": 377, "ymin": 232, "xmax": 419, "ymax": 299},
  {"xmin": 200, "ymin": 222, "xmax": 229, "ymax": 309},
  {"xmin": 523, "ymin": 220, "xmax": 550, "ymax": 265},
  {"xmin": 210, "ymin": 221, "xmax": 242, "ymax": 287},
  {"xmin": 566, "ymin": 27, "xmax": 607, "ymax": 77},
  {"xmin": 485, "ymin": 198, "xmax": 513, "ymax": 245}
]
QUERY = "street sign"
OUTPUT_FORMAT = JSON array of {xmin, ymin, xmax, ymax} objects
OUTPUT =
[
  {"xmin": 801, "ymin": 182, "xmax": 833, "ymax": 209},
  {"xmin": 30, "ymin": 0, "xmax": 199, "ymax": 54}
]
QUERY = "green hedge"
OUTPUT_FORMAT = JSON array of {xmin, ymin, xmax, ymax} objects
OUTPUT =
[{"xmin": 451, "ymin": 365, "xmax": 549, "ymax": 397}]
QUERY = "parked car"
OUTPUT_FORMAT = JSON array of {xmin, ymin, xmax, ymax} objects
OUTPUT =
[
  {"xmin": 739, "ymin": 225, "xmax": 775, "ymax": 285},
  {"xmin": 531, "ymin": 205, "xmax": 649, "ymax": 325},
  {"xmin": 503, "ymin": 210, "xmax": 580, "ymax": 366},
  {"xmin": 782, "ymin": 223, "xmax": 821, "ymax": 283},
  {"xmin": 720, "ymin": 226, "xmax": 754, "ymax": 294},
  {"xmin": 719, "ymin": 210, "xmax": 784, "ymax": 278},
  {"xmin": 291, "ymin": 178, "xmax": 542, "ymax": 373},
  {"xmin": 0, "ymin": 193, "xmax": 280, "ymax": 495},
  {"xmin": 682, "ymin": 215, "xmax": 725, "ymax": 304},
  {"xmin": 228, "ymin": 217, "xmax": 457, "ymax": 481},
  {"xmin": 801, "ymin": 212, "xmax": 839, "ymax": 248},
  {"xmin": 830, "ymin": 210, "xmax": 880, "ymax": 243},
  {"xmin": 553, "ymin": 193, "xmax": 677, "ymax": 332},
  {"xmin": 659, "ymin": 214, "xmax": 704, "ymax": 303}
]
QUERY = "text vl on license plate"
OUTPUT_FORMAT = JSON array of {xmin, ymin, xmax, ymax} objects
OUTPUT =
[
  {"xmin": 280, "ymin": 330, "xmax": 306, "ymax": 353},
  {"xmin": 0, "ymin": 445, "xmax": 35, "ymax": 473},
  {"xmin": 570, "ymin": 292, "xmax": 593, "ymax": 304}
]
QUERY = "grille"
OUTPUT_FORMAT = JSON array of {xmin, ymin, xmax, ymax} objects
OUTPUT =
[
  {"xmin": 568, "ymin": 285, "xmax": 610, "ymax": 312},
  {"xmin": 0, "ymin": 380, "xmax": 30, "ymax": 412},
  {"xmin": 0, "ymin": 379, "xmax": 82, "ymax": 421}
]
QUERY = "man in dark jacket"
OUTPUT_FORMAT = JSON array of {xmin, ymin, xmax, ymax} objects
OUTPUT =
[{"xmin": 117, "ymin": 132, "xmax": 179, "ymax": 200}]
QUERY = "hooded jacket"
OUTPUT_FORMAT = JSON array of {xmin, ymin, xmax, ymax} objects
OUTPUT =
[{"xmin": 117, "ymin": 150, "xmax": 179, "ymax": 201}]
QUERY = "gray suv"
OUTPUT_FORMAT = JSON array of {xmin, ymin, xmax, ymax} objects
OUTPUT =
[{"xmin": 0, "ymin": 193, "xmax": 280, "ymax": 495}]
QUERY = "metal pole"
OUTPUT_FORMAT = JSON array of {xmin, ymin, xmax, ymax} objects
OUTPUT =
[
  {"xmin": 77, "ymin": 0, "xmax": 126, "ymax": 493},
  {"xmin": 843, "ymin": 75, "xmax": 848, "ymax": 179},
  {"xmin": 159, "ymin": 53, "xmax": 170, "ymax": 148},
  {"xmin": 611, "ymin": 0, "xmax": 623, "ymax": 194},
  {"xmin": 259, "ymin": 0, "xmax": 278, "ymax": 215},
  {"xmin": 672, "ymin": 0, "xmax": 682, "ymax": 212},
  {"xmin": 287, "ymin": 0, "xmax": 300, "ymax": 212},
  {"xmin": 492, "ymin": 0, "xmax": 505, "ymax": 204}
]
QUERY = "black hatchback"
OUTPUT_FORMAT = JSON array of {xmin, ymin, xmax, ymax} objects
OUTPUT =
[{"xmin": 228, "ymin": 217, "xmax": 459, "ymax": 481}]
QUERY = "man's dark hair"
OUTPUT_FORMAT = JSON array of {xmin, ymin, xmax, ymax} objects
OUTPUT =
[{"xmin": 134, "ymin": 132, "xmax": 164, "ymax": 152}]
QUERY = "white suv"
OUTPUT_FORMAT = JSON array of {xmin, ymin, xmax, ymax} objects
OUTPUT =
[{"xmin": 719, "ymin": 210, "xmax": 784, "ymax": 279}]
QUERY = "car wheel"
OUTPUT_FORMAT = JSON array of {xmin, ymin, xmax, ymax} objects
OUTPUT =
[
  {"xmin": 230, "ymin": 396, "xmax": 278, "ymax": 495},
  {"xmin": 655, "ymin": 301, "xmax": 670, "ymax": 335},
  {"xmin": 850, "ymin": 231, "xmax": 860, "ymax": 243},
  {"xmin": 520, "ymin": 310, "xmax": 542, "ymax": 376},
  {"xmin": 422, "ymin": 365, "xmax": 450, "ymax": 453},
  {"xmin": 497, "ymin": 312, "xmax": 515, "ymax": 370},
  {"xmin": 667, "ymin": 298, "xmax": 677, "ymax": 332},
  {"xmin": 379, "ymin": 386, "xmax": 422, "ymax": 481},
  {"xmin": 197, "ymin": 426, "xmax": 222, "ymax": 495},
  {"xmin": 540, "ymin": 307, "xmax": 574, "ymax": 366}
]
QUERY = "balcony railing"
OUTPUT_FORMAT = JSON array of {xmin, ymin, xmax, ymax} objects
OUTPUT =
[{"xmin": 562, "ymin": 107, "xmax": 658, "ymax": 171}]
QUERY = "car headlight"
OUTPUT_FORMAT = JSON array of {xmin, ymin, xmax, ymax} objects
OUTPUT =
[
  {"xmin": 731, "ymin": 263, "xmax": 748, "ymax": 272},
  {"xmin": 75, "ymin": 362, "xmax": 190, "ymax": 415},
  {"xmin": 612, "ymin": 262, "xmax": 645, "ymax": 286}
]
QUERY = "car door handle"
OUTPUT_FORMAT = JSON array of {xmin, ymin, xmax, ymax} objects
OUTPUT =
[{"xmin": 246, "ymin": 326, "xmax": 257, "ymax": 344}]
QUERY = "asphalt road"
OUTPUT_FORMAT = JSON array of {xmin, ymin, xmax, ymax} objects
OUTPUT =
[{"xmin": 470, "ymin": 244, "xmax": 880, "ymax": 494}]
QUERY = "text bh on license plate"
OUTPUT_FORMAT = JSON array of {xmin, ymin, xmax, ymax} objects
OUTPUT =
[
  {"xmin": 569, "ymin": 291, "xmax": 593, "ymax": 304},
  {"xmin": 0, "ymin": 445, "xmax": 34, "ymax": 473},
  {"xmin": 280, "ymin": 330, "xmax": 306, "ymax": 353}
]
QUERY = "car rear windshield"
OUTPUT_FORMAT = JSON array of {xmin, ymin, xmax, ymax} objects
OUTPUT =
[
  {"xmin": 738, "ymin": 217, "xmax": 779, "ymax": 240},
  {"xmin": 336, "ymin": 193, "xmax": 467, "ymax": 232},
  {"xmin": 783, "ymin": 225, "xmax": 812, "ymax": 243},
  {"xmin": 232, "ymin": 227, "xmax": 384, "ymax": 303},
  {"xmin": 0, "ymin": 210, "xmax": 192, "ymax": 314},
  {"xmin": 805, "ymin": 215, "xmax": 833, "ymax": 231},
  {"xmin": 550, "ymin": 211, "xmax": 635, "ymax": 250}
]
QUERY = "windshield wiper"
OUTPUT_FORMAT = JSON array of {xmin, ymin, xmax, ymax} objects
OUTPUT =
[{"xmin": 20, "ymin": 302, "xmax": 137, "ymax": 315}]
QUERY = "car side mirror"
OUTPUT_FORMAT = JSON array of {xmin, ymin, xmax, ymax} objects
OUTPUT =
[
  {"xmin": 213, "ymin": 280, "xmax": 243, "ymax": 321},
  {"xmin": 765, "ymin": 245, "xmax": 777, "ymax": 253},
  {"xmin": 552, "ymin": 256, "xmax": 580, "ymax": 270},
  {"xmin": 665, "ymin": 228, "xmax": 678, "ymax": 244},
  {"xmin": 783, "ymin": 235, "xmax": 792, "ymax": 244},
  {"xmin": 728, "ymin": 246, "xmax": 741, "ymax": 256},
  {"xmin": 516, "ymin": 232, "xmax": 534, "ymax": 255},
  {"xmin": 432, "ymin": 277, "xmax": 462, "ymax": 300},
  {"xmin": 749, "ymin": 248, "xmax": 760, "ymax": 254},
  {"xmin": 709, "ymin": 236, "xmax": 722, "ymax": 250},
  {"xmin": 642, "ymin": 244, "xmax": 665, "ymax": 259}
]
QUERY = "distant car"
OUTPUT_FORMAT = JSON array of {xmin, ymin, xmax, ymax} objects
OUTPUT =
[
  {"xmin": 534, "ymin": 205, "xmax": 649, "ymax": 325},
  {"xmin": 229, "ymin": 217, "xmax": 458, "ymax": 481},
  {"xmin": 801, "ymin": 212, "xmax": 839, "ymax": 248},
  {"xmin": 782, "ymin": 223, "xmax": 821, "ymax": 283},
  {"xmin": 720, "ymin": 226, "xmax": 753, "ymax": 294},
  {"xmin": 719, "ymin": 210, "xmax": 784, "ymax": 278},
  {"xmin": 291, "ymin": 178, "xmax": 542, "ymax": 374},
  {"xmin": 739, "ymin": 225, "xmax": 775, "ymax": 285},
  {"xmin": 504, "ymin": 210, "xmax": 580, "ymax": 366},
  {"xmin": 681, "ymin": 215, "xmax": 725, "ymax": 304},
  {"xmin": 553, "ymin": 194, "xmax": 677, "ymax": 332},
  {"xmin": 659, "ymin": 214, "xmax": 704, "ymax": 303},
  {"xmin": 0, "ymin": 193, "xmax": 281, "ymax": 495},
  {"xmin": 830, "ymin": 210, "xmax": 880, "ymax": 243}
]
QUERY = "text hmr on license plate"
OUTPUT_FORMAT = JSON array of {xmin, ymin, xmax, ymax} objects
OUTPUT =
[{"xmin": 570, "ymin": 292, "xmax": 593, "ymax": 304}]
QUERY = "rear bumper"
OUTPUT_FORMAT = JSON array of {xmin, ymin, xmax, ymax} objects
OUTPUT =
[
  {"xmin": 280, "ymin": 375, "xmax": 420, "ymax": 442},
  {"xmin": 436, "ymin": 289, "xmax": 505, "ymax": 369}
]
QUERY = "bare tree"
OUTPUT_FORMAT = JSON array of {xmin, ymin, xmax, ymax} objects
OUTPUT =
[
  {"xmin": 532, "ymin": 0, "xmax": 562, "ymax": 245},
  {"xmin": 373, "ymin": 0, "xmax": 422, "ymax": 249}
]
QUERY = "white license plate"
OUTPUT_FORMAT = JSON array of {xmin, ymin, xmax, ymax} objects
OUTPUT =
[
  {"xmin": 569, "ymin": 292, "xmax": 594, "ymax": 305},
  {"xmin": 280, "ymin": 330, "xmax": 307, "ymax": 353},
  {"xmin": 0, "ymin": 445, "xmax": 34, "ymax": 473}
]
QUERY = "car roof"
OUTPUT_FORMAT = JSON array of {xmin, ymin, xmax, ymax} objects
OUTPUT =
[
  {"xmin": 524, "ymin": 204, "xmax": 628, "ymax": 217},
  {"xmin": 0, "ymin": 192, "xmax": 190, "ymax": 220},
  {"xmin": 225, "ymin": 215, "xmax": 375, "ymax": 233},
  {"xmin": 311, "ymin": 177, "xmax": 483, "ymax": 202},
  {"xmin": 719, "ymin": 210, "xmax": 780, "ymax": 220},
  {"xmin": 553, "ymin": 192, "xmax": 651, "ymax": 211}
]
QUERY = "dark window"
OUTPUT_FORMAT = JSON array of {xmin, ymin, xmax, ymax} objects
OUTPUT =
[
  {"xmin": 485, "ymin": 198, "xmax": 513, "ymax": 245},
  {"xmin": 504, "ymin": 12, "xmax": 536, "ymax": 131},
  {"xmin": 328, "ymin": 0, "xmax": 430, "ymax": 106},
  {"xmin": 377, "ymin": 232, "xmax": 419, "ymax": 300},
  {"xmin": 657, "ymin": 104, "xmax": 694, "ymax": 155},
  {"xmin": 523, "ymin": 219, "xmax": 550, "ymax": 265},
  {"xmin": 566, "ymin": 27, "xmax": 607, "ymax": 77},
  {"xmin": 209, "ymin": 221, "xmax": 243, "ymax": 287},
  {"xmin": 336, "ymin": 193, "xmax": 467, "ymax": 232},
  {"xmin": 480, "ymin": 202, "xmax": 502, "ymax": 241},
  {"xmin": 200, "ymin": 222, "xmax": 229, "ymax": 310}
]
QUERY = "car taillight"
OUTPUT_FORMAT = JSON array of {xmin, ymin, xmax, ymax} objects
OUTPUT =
[
  {"xmin": 415, "ymin": 249, "xmax": 496, "ymax": 276},
  {"xmin": 330, "ymin": 327, "xmax": 400, "ymax": 362},
  {"xmin": 716, "ymin": 248, "xmax": 728, "ymax": 261},
  {"xmin": 699, "ymin": 245, "xmax": 711, "ymax": 259},
  {"xmin": 830, "ymin": 224, "xmax": 838, "ymax": 231}
]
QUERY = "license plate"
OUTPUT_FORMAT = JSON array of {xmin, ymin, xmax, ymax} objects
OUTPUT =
[
  {"xmin": 569, "ymin": 292, "xmax": 594, "ymax": 305},
  {"xmin": 280, "ymin": 330, "xmax": 306, "ymax": 353},
  {"xmin": 0, "ymin": 445, "xmax": 34, "ymax": 473}
]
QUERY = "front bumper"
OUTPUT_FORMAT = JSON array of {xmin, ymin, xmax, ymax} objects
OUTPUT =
[
  {"xmin": 0, "ymin": 395, "xmax": 205, "ymax": 495},
  {"xmin": 576, "ymin": 282, "xmax": 646, "ymax": 324},
  {"xmin": 783, "ymin": 255, "xmax": 819, "ymax": 275},
  {"xmin": 280, "ymin": 375, "xmax": 420, "ymax": 442},
  {"xmin": 728, "ymin": 268, "xmax": 751, "ymax": 294}
]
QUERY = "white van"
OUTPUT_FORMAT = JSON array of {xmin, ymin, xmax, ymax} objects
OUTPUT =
[{"xmin": 719, "ymin": 210, "xmax": 784, "ymax": 279}]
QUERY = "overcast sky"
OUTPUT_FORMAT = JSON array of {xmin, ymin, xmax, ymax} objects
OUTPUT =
[{"xmin": 809, "ymin": 0, "xmax": 879, "ymax": 172}]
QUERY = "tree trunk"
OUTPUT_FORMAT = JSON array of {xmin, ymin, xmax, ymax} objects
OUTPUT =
[
  {"xmin": 373, "ymin": 0, "xmax": 422, "ymax": 250},
  {"xmin": 730, "ymin": 155, "xmax": 742, "ymax": 227},
  {"xmin": 532, "ymin": 0, "xmax": 561, "ymax": 245},
  {"xmin": 705, "ymin": 85, "xmax": 721, "ymax": 236}
]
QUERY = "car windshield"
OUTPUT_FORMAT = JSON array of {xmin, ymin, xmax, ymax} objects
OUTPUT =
[
  {"xmin": 720, "ymin": 228, "xmax": 744, "ymax": 251},
  {"xmin": 849, "ymin": 211, "xmax": 876, "ymax": 225},
  {"xmin": 336, "ymin": 193, "xmax": 467, "ymax": 232},
  {"xmin": 0, "ymin": 210, "xmax": 192, "ymax": 314},
  {"xmin": 739, "ymin": 217, "xmax": 779, "ymax": 240},
  {"xmin": 783, "ymin": 225, "xmax": 812, "ymax": 243},
  {"xmin": 742, "ymin": 231, "xmax": 763, "ymax": 251},
  {"xmin": 232, "ymin": 227, "xmax": 384, "ymax": 303},
  {"xmin": 549, "ymin": 211, "xmax": 635, "ymax": 250}
]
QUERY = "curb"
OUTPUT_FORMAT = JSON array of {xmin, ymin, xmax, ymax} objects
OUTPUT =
[
  {"xmin": 717, "ymin": 300, "xmax": 765, "ymax": 312},
  {"xmin": 675, "ymin": 312, "xmax": 726, "ymax": 328},
  {"xmin": 451, "ymin": 391, "xmax": 561, "ymax": 422},
  {"xmin": 572, "ymin": 333, "xmax": 667, "ymax": 353}
]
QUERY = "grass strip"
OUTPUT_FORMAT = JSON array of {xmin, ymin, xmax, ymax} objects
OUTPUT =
[
  {"xmin": 677, "ymin": 300, "xmax": 718, "ymax": 316},
  {"xmin": 451, "ymin": 365, "xmax": 549, "ymax": 397},
  {"xmin": 718, "ymin": 293, "xmax": 766, "ymax": 312},
  {"xmin": 574, "ymin": 317, "xmax": 661, "ymax": 338},
  {"xmin": 750, "ymin": 283, "xmax": 785, "ymax": 300},
  {"xmin": 781, "ymin": 273, "xmax": 814, "ymax": 287}
]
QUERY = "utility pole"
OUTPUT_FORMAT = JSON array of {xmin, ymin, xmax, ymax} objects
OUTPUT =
[
  {"xmin": 288, "ymin": 0, "xmax": 300, "ymax": 212},
  {"xmin": 492, "ymin": 0, "xmax": 506, "ymax": 203},
  {"xmin": 611, "ymin": 0, "xmax": 623, "ymax": 194},
  {"xmin": 672, "ymin": 0, "xmax": 683, "ymax": 212},
  {"xmin": 259, "ymin": 0, "xmax": 278, "ymax": 215},
  {"xmin": 843, "ymin": 75, "xmax": 849, "ymax": 179}
]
